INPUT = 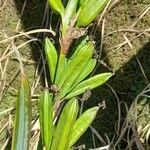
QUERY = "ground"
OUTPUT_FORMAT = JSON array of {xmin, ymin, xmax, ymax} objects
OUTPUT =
[{"xmin": 0, "ymin": 0, "xmax": 150, "ymax": 149}]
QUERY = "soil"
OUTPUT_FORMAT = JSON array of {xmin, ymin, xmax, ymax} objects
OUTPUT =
[{"xmin": 0, "ymin": 0, "xmax": 150, "ymax": 149}]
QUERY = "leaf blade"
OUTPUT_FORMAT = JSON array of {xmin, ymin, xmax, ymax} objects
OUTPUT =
[
  {"xmin": 65, "ymin": 73, "xmax": 112, "ymax": 99},
  {"xmin": 69, "ymin": 107, "xmax": 99, "ymax": 147},
  {"xmin": 57, "ymin": 42, "xmax": 94, "ymax": 99},
  {"xmin": 45, "ymin": 38, "xmax": 58, "ymax": 83},
  {"xmin": 54, "ymin": 52, "xmax": 67, "ymax": 85},
  {"xmin": 62, "ymin": 0, "xmax": 78, "ymax": 33},
  {"xmin": 39, "ymin": 90, "xmax": 53, "ymax": 150},
  {"xmin": 77, "ymin": 0, "xmax": 109, "ymax": 27},
  {"xmin": 73, "ymin": 59, "xmax": 96, "ymax": 86},
  {"xmin": 11, "ymin": 77, "xmax": 31, "ymax": 150},
  {"xmin": 51, "ymin": 98, "xmax": 79, "ymax": 150},
  {"xmin": 79, "ymin": 0, "xmax": 89, "ymax": 7},
  {"xmin": 48, "ymin": 0, "xmax": 65, "ymax": 16}
]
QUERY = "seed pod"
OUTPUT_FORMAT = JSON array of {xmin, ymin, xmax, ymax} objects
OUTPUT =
[
  {"xmin": 39, "ymin": 90, "xmax": 53, "ymax": 150},
  {"xmin": 48, "ymin": 0, "xmax": 65, "ymax": 16},
  {"xmin": 65, "ymin": 73, "xmax": 112, "ymax": 99},
  {"xmin": 77, "ymin": 0, "xmax": 109, "ymax": 27},
  {"xmin": 11, "ymin": 76, "xmax": 31, "ymax": 150},
  {"xmin": 51, "ymin": 98, "xmax": 79, "ymax": 150},
  {"xmin": 45, "ymin": 38, "xmax": 58, "ymax": 83},
  {"xmin": 69, "ymin": 107, "xmax": 99, "ymax": 148}
]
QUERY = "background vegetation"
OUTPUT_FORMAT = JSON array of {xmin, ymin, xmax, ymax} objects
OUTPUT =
[{"xmin": 0, "ymin": 0, "xmax": 150, "ymax": 149}]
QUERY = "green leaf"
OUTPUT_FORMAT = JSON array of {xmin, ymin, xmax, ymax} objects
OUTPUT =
[
  {"xmin": 54, "ymin": 52, "xmax": 67, "ymax": 85},
  {"xmin": 62, "ymin": 0, "xmax": 78, "ymax": 33},
  {"xmin": 48, "ymin": 0, "xmax": 65, "ymax": 16},
  {"xmin": 57, "ymin": 42, "xmax": 94, "ymax": 99},
  {"xmin": 39, "ymin": 90, "xmax": 53, "ymax": 150},
  {"xmin": 51, "ymin": 98, "xmax": 79, "ymax": 150},
  {"xmin": 77, "ymin": 0, "xmax": 109, "ymax": 27},
  {"xmin": 45, "ymin": 38, "xmax": 58, "ymax": 83},
  {"xmin": 11, "ymin": 76, "xmax": 31, "ymax": 150},
  {"xmin": 73, "ymin": 59, "xmax": 96, "ymax": 86},
  {"xmin": 58, "ymin": 42, "xmax": 94, "ymax": 87},
  {"xmin": 69, "ymin": 107, "xmax": 99, "ymax": 148},
  {"xmin": 67, "ymin": 36, "xmax": 89, "ymax": 63},
  {"xmin": 79, "ymin": 0, "xmax": 88, "ymax": 7},
  {"xmin": 61, "ymin": 59, "xmax": 96, "ymax": 99},
  {"xmin": 65, "ymin": 73, "xmax": 112, "ymax": 99}
]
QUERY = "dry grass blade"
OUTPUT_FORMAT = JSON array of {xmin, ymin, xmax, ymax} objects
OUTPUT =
[
  {"xmin": 135, "ymin": 56, "xmax": 149, "ymax": 85},
  {"xmin": 1, "ymin": 137, "xmax": 10, "ymax": 150},
  {"xmin": 0, "ymin": 122, "xmax": 8, "ymax": 134},
  {"xmin": 131, "ymin": 125, "xmax": 145, "ymax": 150},
  {"xmin": 0, "ymin": 0, "xmax": 7, "ymax": 11},
  {"xmin": 0, "ymin": 107, "xmax": 14, "ymax": 116},
  {"xmin": 0, "ymin": 39, "xmax": 38, "ymax": 62},
  {"xmin": 106, "ymin": 84, "xmax": 121, "ymax": 135},
  {"xmin": 104, "ymin": 28, "xmax": 150, "ymax": 37},
  {"xmin": 92, "ymin": 0, "xmax": 112, "ymax": 35},
  {"xmin": 130, "ymin": 4, "xmax": 150, "ymax": 28},
  {"xmin": 0, "ymin": 29, "xmax": 55, "ymax": 44},
  {"xmin": 90, "ymin": 126, "xmax": 107, "ymax": 145},
  {"xmin": 103, "ymin": 33, "xmax": 142, "ymax": 60}
]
